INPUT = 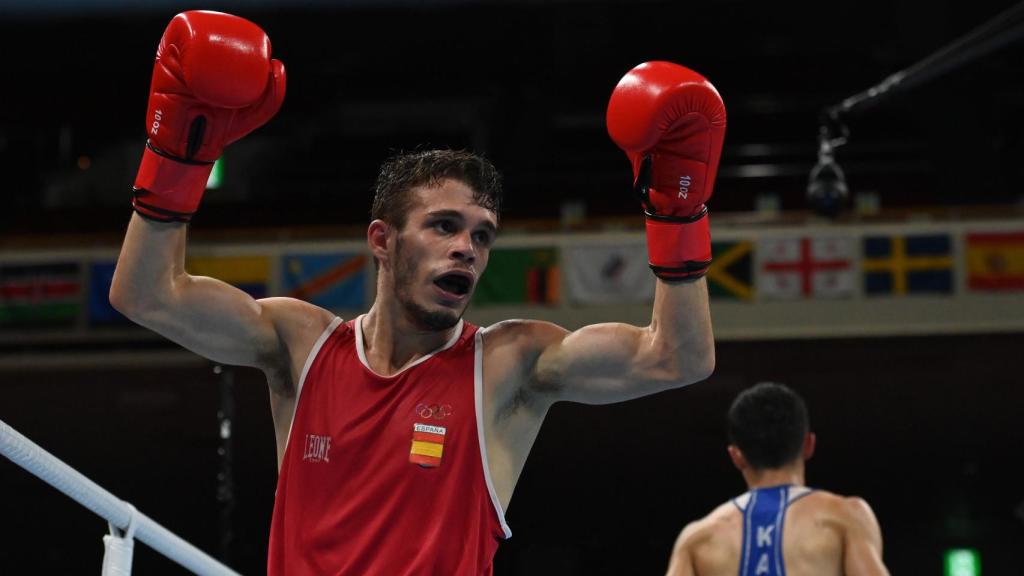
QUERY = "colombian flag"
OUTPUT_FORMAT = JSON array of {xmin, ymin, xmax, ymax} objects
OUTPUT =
[
  {"xmin": 966, "ymin": 231, "xmax": 1024, "ymax": 291},
  {"xmin": 186, "ymin": 255, "xmax": 270, "ymax": 298}
]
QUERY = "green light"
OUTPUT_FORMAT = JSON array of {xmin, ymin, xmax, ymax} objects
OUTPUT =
[
  {"xmin": 944, "ymin": 548, "xmax": 980, "ymax": 576},
  {"xmin": 206, "ymin": 157, "xmax": 224, "ymax": 189}
]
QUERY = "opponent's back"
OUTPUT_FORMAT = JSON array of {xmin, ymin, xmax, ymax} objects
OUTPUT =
[{"xmin": 669, "ymin": 486, "xmax": 885, "ymax": 576}]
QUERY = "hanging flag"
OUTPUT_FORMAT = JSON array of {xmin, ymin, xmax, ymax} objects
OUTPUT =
[
  {"xmin": 863, "ymin": 234, "xmax": 953, "ymax": 295},
  {"xmin": 563, "ymin": 241, "xmax": 654, "ymax": 304},
  {"xmin": 474, "ymin": 247, "xmax": 559, "ymax": 305},
  {"xmin": 708, "ymin": 241, "xmax": 753, "ymax": 300},
  {"xmin": 186, "ymin": 255, "xmax": 270, "ymax": 298},
  {"xmin": 758, "ymin": 236, "xmax": 854, "ymax": 299},
  {"xmin": 0, "ymin": 262, "xmax": 81, "ymax": 328},
  {"xmin": 965, "ymin": 231, "xmax": 1024, "ymax": 291},
  {"xmin": 88, "ymin": 261, "xmax": 132, "ymax": 326},
  {"xmin": 281, "ymin": 253, "xmax": 367, "ymax": 310}
]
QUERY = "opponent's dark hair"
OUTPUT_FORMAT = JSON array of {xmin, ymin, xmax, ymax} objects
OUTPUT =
[
  {"xmin": 371, "ymin": 149, "xmax": 503, "ymax": 229},
  {"xmin": 727, "ymin": 382, "xmax": 810, "ymax": 470}
]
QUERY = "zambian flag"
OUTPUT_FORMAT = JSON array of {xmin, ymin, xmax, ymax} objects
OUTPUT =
[
  {"xmin": 707, "ymin": 241, "xmax": 753, "ymax": 300},
  {"xmin": 0, "ymin": 262, "xmax": 81, "ymax": 328},
  {"xmin": 473, "ymin": 247, "xmax": 559, "ymax": 305}
]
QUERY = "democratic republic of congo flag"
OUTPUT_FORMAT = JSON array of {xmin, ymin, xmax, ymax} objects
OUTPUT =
[{"xmin": 282, "ymin": 252, "xmax": 367, "ymax": 309}]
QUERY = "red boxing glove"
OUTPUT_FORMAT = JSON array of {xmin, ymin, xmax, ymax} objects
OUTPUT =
[
  {"xmin": 607, "ymin": 62, "xmax": 726, "ymax": 281},
  {"xmin": 132, "ymin": 11, "xmax": 286, "ymax": 222}
]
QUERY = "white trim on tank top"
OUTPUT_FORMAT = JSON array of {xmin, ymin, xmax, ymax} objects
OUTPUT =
[
  {"xmin": 285, "ymin": 315, "xmax": 344, "ymax": 452},
  {"xmin": 354, "ymin": 314, "xmax": 464, "ymax": 378},
  {"xmin": 280, "ymin": 314, "xmax": 508, "ymax": 540},
  {"xmin": 732, "ymin": 484, "xmax": 813, "ymax": 512},
  {"xmin": 475, "ymin": 330, "xmax": 513, "ymax": 539}
]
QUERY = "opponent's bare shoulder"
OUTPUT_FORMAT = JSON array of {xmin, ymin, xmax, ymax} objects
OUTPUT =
[
  {"xmin": 667, "ymin": 501, "xmax": 740, "ymax": 576},
  {"xmin": 837, "ymin": 494, "xmax": 882, "ymax": 529},
  {"xmin": 677, "ymin": 500, "xmax": 740, "ymax": 546},
  {"xmin": 793, "ymin": 489, "xmax": 888, "ymax": 575},
  {"xmin": 257, "ymin": 297, "xmax": 337, "ymax": 394},
  {"xmin": 797, "ymin": 490, "xmax": 880, "ymax": 528},
  {"xmin": 820, "ymin": 492, "xmax": 884, "ymax": 548}
]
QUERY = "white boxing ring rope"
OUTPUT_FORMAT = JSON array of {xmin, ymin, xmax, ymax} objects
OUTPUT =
[{"xmin": 0, "ymin": 418, "xmax": 241, "ymax": 576}]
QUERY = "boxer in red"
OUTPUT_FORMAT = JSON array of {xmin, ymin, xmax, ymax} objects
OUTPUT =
[{"xmin": 110, "ymin": 11, "xmax": 724, "ymax": 575}]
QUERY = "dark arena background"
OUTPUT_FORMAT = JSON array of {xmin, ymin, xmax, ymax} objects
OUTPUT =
[{"xmin": 2, "ymin": 1, "xmax": 1023, "ymax": 574}]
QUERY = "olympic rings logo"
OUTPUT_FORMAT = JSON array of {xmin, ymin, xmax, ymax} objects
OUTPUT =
[{"xmin": 415, "ymin": 403, "xmax": 453, "ymax": 420}]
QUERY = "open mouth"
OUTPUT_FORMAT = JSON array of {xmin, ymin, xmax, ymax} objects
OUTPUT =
[{"xmin": 433, "ymin": 273, "xmax": 472, "ymax": 297}]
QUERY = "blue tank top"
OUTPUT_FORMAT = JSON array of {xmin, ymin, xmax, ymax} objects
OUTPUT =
[{"xmin": 732, "ymin": 484, "xmax": 813, "ymax": 576}]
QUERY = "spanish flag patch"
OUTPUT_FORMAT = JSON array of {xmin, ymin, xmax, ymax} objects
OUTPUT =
[{"xmin": 410, "ymin": 423, "xmax": 446, "ymax": 468}]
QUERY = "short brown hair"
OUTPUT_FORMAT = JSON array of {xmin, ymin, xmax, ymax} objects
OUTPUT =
[{"xmin": 371, "ymin": 149, "xmax": 503, "ymax": 229}]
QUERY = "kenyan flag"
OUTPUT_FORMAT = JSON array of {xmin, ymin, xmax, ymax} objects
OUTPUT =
[{"xmin": 0, "ymin": 262, "xmax": 81, "ymax": 328}]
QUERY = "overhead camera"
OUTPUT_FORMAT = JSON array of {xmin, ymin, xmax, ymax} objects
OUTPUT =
[
  {"xmin": 807, "ymin": 156, "xmax": 848, "ymax": 218},
  {"xmin": 807, "ymin": 116, "xmax": 849, "ymax": 218}
]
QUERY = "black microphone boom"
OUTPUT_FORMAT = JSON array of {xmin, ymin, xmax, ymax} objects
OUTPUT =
[
  {"xmin": 809, "ymin": 1, "xmax": 1024, "ymax": 217},
  {"xmin": 825, "ymin": 1, "xmax": 1024, "ymax": 125}
]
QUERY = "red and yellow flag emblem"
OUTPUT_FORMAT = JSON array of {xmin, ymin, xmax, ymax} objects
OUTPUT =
[{"xmin": 409, "ymin": 423, "xmax": 446, "ymax": 468}]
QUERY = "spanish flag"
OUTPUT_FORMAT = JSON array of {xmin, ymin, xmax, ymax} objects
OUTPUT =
[
  {"xmin": 409, "ymin": 423, "xmax": 446, "ymax": 468},
  {"xmin": 966, "ymin": 232, "xmax": 1024, "ymax": 291}
]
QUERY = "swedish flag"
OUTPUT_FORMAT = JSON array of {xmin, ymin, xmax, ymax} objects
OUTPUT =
[{"xmin": 862, "ymin": 234, "xmax": 953, "ymax": 295}]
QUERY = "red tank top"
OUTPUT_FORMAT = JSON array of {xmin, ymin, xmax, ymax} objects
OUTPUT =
[{"xmin": 268, "ymin": 316, "xmax": 511, "ymax": 576}]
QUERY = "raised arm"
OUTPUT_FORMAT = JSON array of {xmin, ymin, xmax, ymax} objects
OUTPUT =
[
  {"xmin": 525, "ymin": 279, "xmax": 713, "ymax": 405},
  {"xmin": 112, "ymin": 216, "xmax": 317, "ymax": 373},
  {"xmin": 524, "ymin": 62, "xmax": 723, "ymax": 405},
  {"xmin": 109, "ymin": 12, "xmax": 323, "ymax": 386}
]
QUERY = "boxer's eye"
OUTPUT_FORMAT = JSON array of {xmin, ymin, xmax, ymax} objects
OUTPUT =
[
  {"xmin": 473, "ymin": 230, "xmax": 494, "ymax": 247},
  {"xmin": 432, "ymin": 220, "xmax": 456, "ymax": 234}
]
